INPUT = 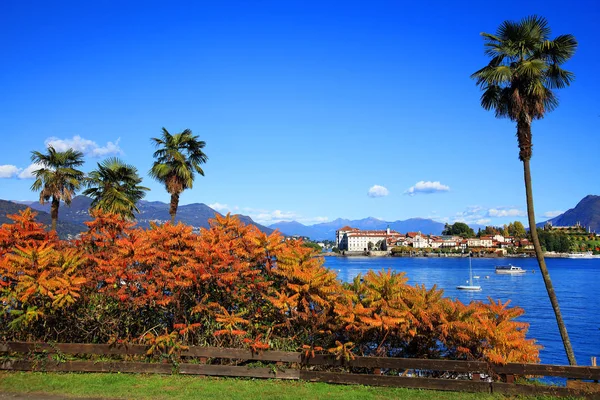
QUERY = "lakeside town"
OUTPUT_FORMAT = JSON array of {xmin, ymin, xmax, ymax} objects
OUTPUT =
[{"xmin": 310, "ymin": 221, "xmax": 600, "ymax": 257}]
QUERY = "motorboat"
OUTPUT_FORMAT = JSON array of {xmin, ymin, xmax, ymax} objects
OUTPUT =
[
  {"xmin": 495, "ymin": 264, "xmax": 526, "ymax": 274},
  {"xmin": 567, "ymin": 251, "xmax": 600, "ymax": 259}
]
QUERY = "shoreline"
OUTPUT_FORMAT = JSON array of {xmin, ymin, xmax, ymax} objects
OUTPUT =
[{"xmin": 322, "ymin": 251, "xmax": 585, "ymax": 259}]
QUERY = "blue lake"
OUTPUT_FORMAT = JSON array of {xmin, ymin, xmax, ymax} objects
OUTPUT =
[{"xmin": 323, "ymin": 256, "xmax": 600, "ymax": 366}]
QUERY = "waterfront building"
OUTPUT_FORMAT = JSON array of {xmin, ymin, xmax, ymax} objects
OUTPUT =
[
  {"xmin": 493, "ymin": 234, "xmax": 505, "ymax": 243},
  {"xmin": 480, "ymin": 236, "xmax": 494, "ymax": 248},
  {"xmin": 440, "ymin": 235, "xmax": 460, "ymax": 249},
  {"xmin": 386, "ymin": 235, "xmax": 408, "ymax": 248},
  {"xmin": 544, "ymin": 221, "xmax": 586, "ymax": 232},
  {"xmin": 430, "ymin": 238, "xmax": 443, "ymax": 249},
  {"xmin": 466, "ymin": 238, "xmax": 482, "ymax": 248},
  {"xmin": 336, "ymin": 226, "xmax": 403, "ymax": 252},
  {"xmin": 412, "ymin": 233, "xmax": 429, "ymax": 248}
]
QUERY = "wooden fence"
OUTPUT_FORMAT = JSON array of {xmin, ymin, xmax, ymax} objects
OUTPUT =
[{"xmin": 1, "ymin": 342, "xmax": 599, "ymax": 398}]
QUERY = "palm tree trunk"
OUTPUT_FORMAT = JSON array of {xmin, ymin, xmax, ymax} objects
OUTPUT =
[
  {"xmin": 50, "ymin": 196, "xmax": 59, "ymax": 232},
  {"xmin": 523, "ymin": 158, "xmax": 577, "ymax": 365},
  {"xmin": 169, "ymin": 193, "xmax": 179, "ymax": 224}
]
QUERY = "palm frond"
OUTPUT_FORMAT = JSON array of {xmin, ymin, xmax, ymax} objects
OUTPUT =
[
  {"xmin": 150, "ymin": 128, "xmax": 208, "ymax": 197},
  {"xmin": 85, "ymin": 157, "xmax": 148, "ymax": 219},
  {"xmin": 472, "ymin": 15, "xmax": 576, "ymax": 124}
]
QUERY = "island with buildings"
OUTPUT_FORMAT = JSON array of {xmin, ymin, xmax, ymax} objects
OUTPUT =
[{"xmin": 332, "ymin": 221, "xmax": 598, "ymax": 257}]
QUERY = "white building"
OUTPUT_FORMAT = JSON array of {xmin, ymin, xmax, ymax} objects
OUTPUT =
[
  {"xmin": 466, "ymin": 238, "xmax": 482, "ymax": 248},
  {"xmin": 336, "ymin": 226, "xmax": 403, "ymax": 252},
  {"xmin": 430, "ymin": 239, "xmax": 443, "ymax": 249},
  {"xmin": 441, "ymin": 236, "xmax": 459, "ymax": 249},
  {"xmin": 493, "ymin": 234, "xmax": 505, "ymax": 243},
  {"xmin": 480, "ymin": 236, "xmax": 494, "ymax": 248},
  {"xmin": 412, "ymin": 234, "xmax": 430, "ymax": 249}
]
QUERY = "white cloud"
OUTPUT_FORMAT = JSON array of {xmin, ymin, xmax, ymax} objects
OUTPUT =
[
  {"xmin": 542, "ymin": 210, "xmax": 563, "ymax": 218},
  {"xmin": 208, "ymin": 202, "xmax": 230, "ymax": 212},
  {"xmin": 487, "ymin": 208, "xmax": 526, "ymax": 218},
  {"xmin": 308, "ymin": 216, "xmax": 330, "ymax": 223},
  {"xmin": 45, "ymin": 135, "xmax": 122, "ymax": 158},
  {"xmin": 17, "ymin": 163, "xmax": 44, "ymax": 179},
  {"xmin": 0, "ymin": 165, "xmax": 20, "ymax": 178},
  {"xmin": 367, "ymin": 185, "xmax": 389, "ymax": 198},
  {"xmin": 452, "ymin": 206, "xmax": 488, "ymax": 225},
  {"xmin": 210, "ymin": 204, "xmax": 328, "ymax": 225},
  {"xmin": 404, "ymin": 181, "xmax": 450, "ymax": 196},
  {"xmin": 450, "ymin": 205, "xmax": 529, "ymax": 226},
  {"xmin": 254, "ymin": 210, "xmax": 297, "ymax": 224}
]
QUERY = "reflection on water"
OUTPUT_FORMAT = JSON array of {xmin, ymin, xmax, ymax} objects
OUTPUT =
[{"xmin": 323, "ymin": 256, "xmax": 600, "ymax": 366}]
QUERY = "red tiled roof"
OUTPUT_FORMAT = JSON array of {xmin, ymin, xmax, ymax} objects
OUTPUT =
[{"xmin": 348, "ymin": 230, "xmax": 402, "ymax": 237}]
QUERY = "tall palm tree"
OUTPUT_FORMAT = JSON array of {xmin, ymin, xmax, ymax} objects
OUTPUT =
[
  {"xmin": 30, "ymin": 146, "xmax": 85, "ymax": 232},
  {"xmin": 472, "ymin": 16, "xmax": 577, "ymax": 365},
  {"xmin": 149, "ymin": 128, "xmax": 208, "ymax": 223},
  {"xmin": 83, "ymin": 157, "xmax": 150, "ymax": 219}
]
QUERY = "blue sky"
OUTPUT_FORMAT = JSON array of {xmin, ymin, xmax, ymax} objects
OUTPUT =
[{"xmin": 1, "ymin": 0, "xmax": 598, "ymax": 227}]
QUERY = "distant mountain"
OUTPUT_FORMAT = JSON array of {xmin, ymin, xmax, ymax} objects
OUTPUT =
[
  {"xmin": 269, "ymin": 217, "xmax": 447, "ymax": 241},
  {"xmin": 269, "ymin": 221, "xmax": 325, "ymax": 238},
  {"xmin": 0, "ymin": 200, "xmax": 86, "ymax": 238},
  {"xmin": 27, "ymin": 196, "xmax": 94, "ymax": 226},
  {"xmin": 5, "ymin": 196, "xmax": 274, "ymax": 236},
  {"xmin": 388, "ymin": 218, "xmax": 447, "ymax": 235},
  {"xmin": 539, "ymin": 195, "xmax": 600, "ymax": 232},
  {"xmin": 135, "ymin": 200, "xmax": 274, "ymax": 234}
]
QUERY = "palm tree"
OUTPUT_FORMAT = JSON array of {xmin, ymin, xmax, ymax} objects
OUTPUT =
[
  {"xmin": 149, "ymin": 128, "xmax": 208, "ymax": 223},
  {"xmin": 83, "ymin": 157, "xmax": 150, "ymax": 219},
  {"xmin": 30, "ymin": 146, "xmax": 85, "ymax": 232},
  {"xmin": 472, "ymin": 16, "xmax": 577, "ymax": 365}
]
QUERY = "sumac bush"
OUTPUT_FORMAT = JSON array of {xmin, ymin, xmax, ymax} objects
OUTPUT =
[{"xmin": 0, "ymin": 209, "xmax": 540, "ymax": 364}]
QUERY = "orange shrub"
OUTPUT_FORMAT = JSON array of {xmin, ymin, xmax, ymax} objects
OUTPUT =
[{"xmin": 0, "ymin": 209, "xmax": 540, "ymax": 364}]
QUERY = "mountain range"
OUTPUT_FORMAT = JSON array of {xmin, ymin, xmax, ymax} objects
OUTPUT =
[
  {"xmin": 0, "ymin": 199, "xmax": 85, "ymax": 237},
  {"xmin": 271, "ymin": 195, "xmax": 600, "ymax": 240},
  {"xmin": 537, "ymin": 195, "xmax": 600, "ymax": 232},
  {"xmin": 5, "ymin": 196, "xmax": 274, "ymax": 237},
  {"xmin": 268, "ymin": 217, "xmax": 447, "ymax": 241},
  {"xmin": 2, "ymin": 194, "xmax": 598, "ymax": 241}
]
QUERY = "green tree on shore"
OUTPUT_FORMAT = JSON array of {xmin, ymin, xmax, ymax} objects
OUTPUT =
[
  {"xmin": 472, "ymin": 16, "xmax": 577, "ymax": 364},
  {"xmin": 478, "ymin": 226, "xmax": 502, "ymax": 237},
  {"xmin": 83, "ymin": 157, "xmax": 149, "ymax": 219},
  {"xmin": 507, "ymin": 221, "xmax": 527, "ymax": 239},
  {"xmin": 150, "ymin": 128, "xmax": 208, "ymax": 223},
  {"xmin": 442, "ymin": 222, "xmax": 475, "ymax": 238},
  {"xmin": 30, "ymin": 146, "xmax": 85, "ymax": 232}
]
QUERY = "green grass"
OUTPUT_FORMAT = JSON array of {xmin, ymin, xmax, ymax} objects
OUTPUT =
[{"xmin": 0, "ymin": 372, "xmax": 577, "ymax": 400}]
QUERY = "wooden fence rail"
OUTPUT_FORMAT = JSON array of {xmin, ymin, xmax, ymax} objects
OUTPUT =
[{"xmin": 1, "ymin": 342, "xmax": 598, "ymax": 398}]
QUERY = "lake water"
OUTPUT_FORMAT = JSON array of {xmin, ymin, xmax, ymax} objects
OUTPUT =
[{"xmin": 323, "ymin": 256, "xmax": 600, "ymax": 367}]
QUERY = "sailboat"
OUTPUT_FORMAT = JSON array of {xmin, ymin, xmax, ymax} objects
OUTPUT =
[{"xmin": 457, "ymin": 256, "xmax": 481, "ymax": 291}]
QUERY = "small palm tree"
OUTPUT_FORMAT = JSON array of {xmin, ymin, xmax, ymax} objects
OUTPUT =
[
  {"xmin": 149, "ymin": 128, "xmax": 208, "ymax": 223},
  {"xmin": 30, "ymin": 146, "xmax": 85, "ymax": 232},
  {"xmin": 472, "ymin": 16, "xmax": 577, "ymax": 364},
  {"xmin": 83, "ymin": 157, "xmax": 149, "ymax": 219}
]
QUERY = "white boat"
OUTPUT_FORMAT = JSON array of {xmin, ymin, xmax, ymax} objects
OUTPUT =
[
  {"xmin": 457, "ymin": 256, "xmax": 481, "ymax": 291},
  {"xmin": 495, "ymin": 264, "xmax": 526, "ymax": 274},
  {"xmin": 567, "ymin": 251, "xmax": 600, "ymax": 259}
]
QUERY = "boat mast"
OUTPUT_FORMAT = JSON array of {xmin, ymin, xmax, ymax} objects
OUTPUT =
[{"xmin": 469, "ymin": 255, "xmax": 473, "ymax": 286}]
